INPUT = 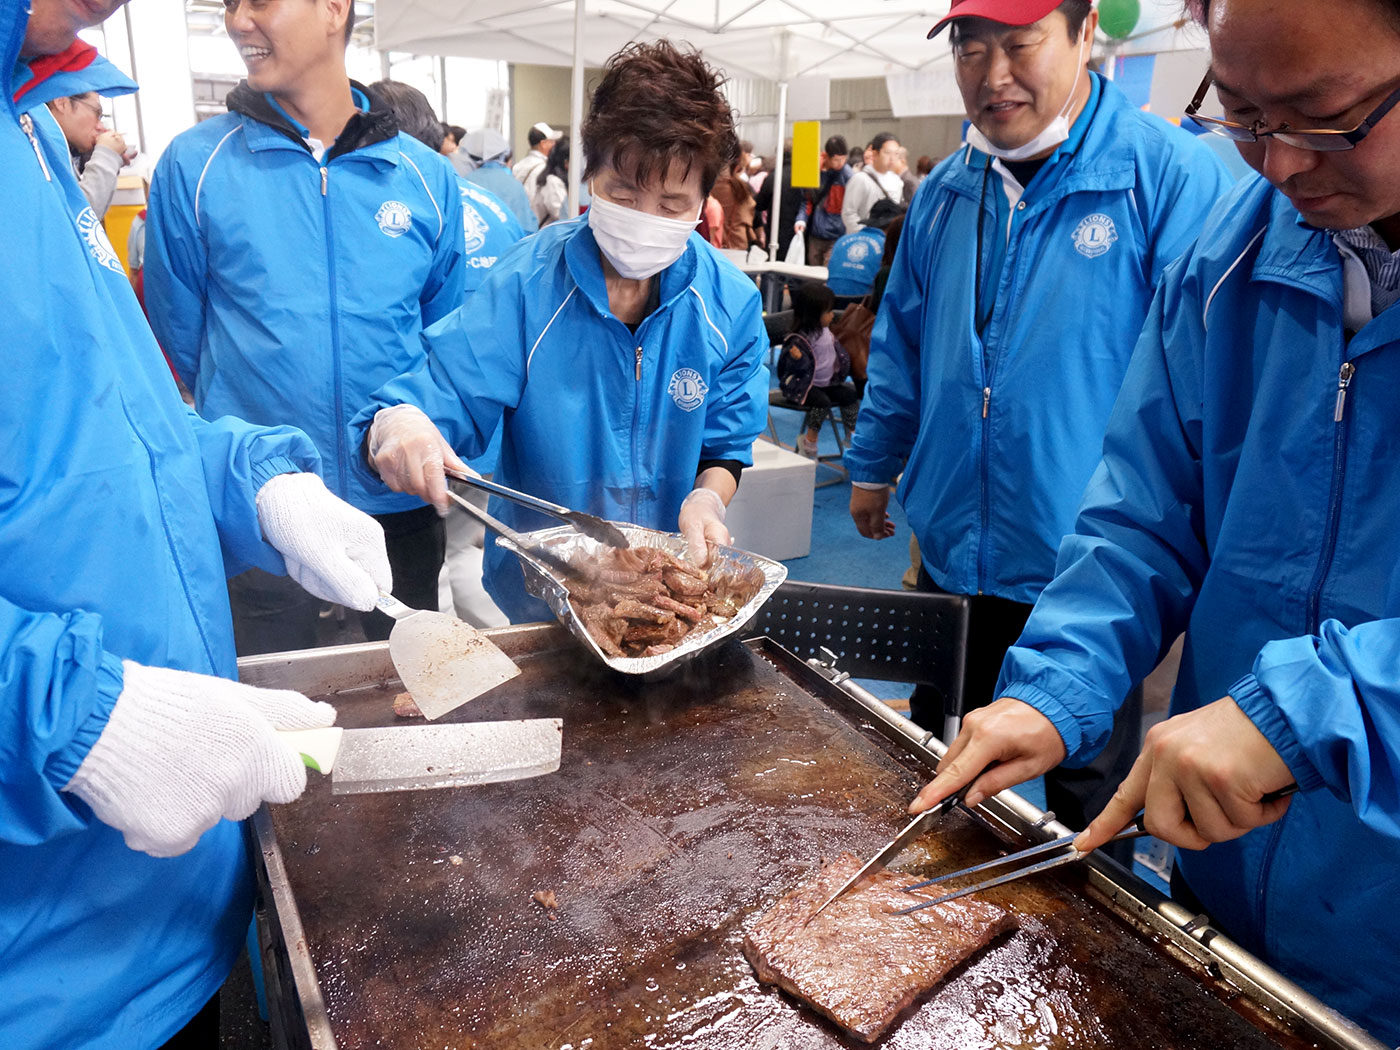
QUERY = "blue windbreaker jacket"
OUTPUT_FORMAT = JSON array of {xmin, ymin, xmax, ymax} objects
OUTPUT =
[
  {"xmin": 827, "ymin": 225, "xmax": 885, "ymax": 296},
  {"xmin": 1, "ymin": 4, "xmax": 321, "ymax": 1047},
  {"xmin": 457, "ymin": 176, "xmax": 525, "ymax": 295},
  {"xmin": 354, "ymin": 218, "xmax": 770, "ymax": 622},
  {"xmin": 144, "ymin": 86, "xmax": 465, "ymax": 514},
  {"xmin": 845, "ymin": 75, "xmax": 1233, "ymax": 603},
  {"xmin": 999, "ymin": 177, "xmax": 1400, "ymax": 1042}
]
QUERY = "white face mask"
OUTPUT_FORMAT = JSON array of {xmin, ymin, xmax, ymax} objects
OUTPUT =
[
  {"xmin": 964, "ymin": 32, "xmax": 1087, "ymax": 162},
  {"xmin": 587, "ymin": 183, "xmax": 700, "ymax": 280}
]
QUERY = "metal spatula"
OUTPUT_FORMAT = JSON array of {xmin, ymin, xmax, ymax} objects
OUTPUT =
[
  {"xmin": 445, "ymin": 469, "xmax": 629, "ymax": 549},
  {"xmin": 376, "ymin": 592, "xmax": 520, "ymax": 720}
]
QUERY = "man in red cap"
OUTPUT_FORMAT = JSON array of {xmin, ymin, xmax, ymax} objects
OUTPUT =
[{"xmin": 846, "ymin": 0, "xmax": 1234, "ymax": 850}]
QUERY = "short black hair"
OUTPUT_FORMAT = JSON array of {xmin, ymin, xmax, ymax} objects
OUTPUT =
[
  {"xmin": 869, "ymin": 132, "xmax": 898, "ymax": 153},
  {"xmin": 448, "ymin": 124, "xmax": 466, "ymax": 142},
  {"xmin": 791, "ymin": 281, "xmax": 836, "ymax": 336},
  {"xmin": 527, "ymin": 126, "xmax": 549, "ymax": 147},
  {"xmin": 344, "ymin": 1, "xmax": 356, "ymax": 44},
  {"xmin": 367, "ymin": 79, "xmax": 442, "ymax": 149},
  {"xmin": 824, "ymin": 134, "xmax": 848, "ymax": 155}
]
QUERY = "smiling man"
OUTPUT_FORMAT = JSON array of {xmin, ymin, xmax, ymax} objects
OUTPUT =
[
  {"xmin": 908, "ymin": 0, "xmax": 1400, "ymax": 1039},
  {"xmin": 846, "ymin": 0, "xmax": 1232, "ymax": 843},
  {"xmin": 145, "ymin": 0, "xmax": 464, "ymax": 655}
]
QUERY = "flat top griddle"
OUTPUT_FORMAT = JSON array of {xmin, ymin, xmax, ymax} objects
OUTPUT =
[{"xmin": 257, "ymin": 632, "xmax": 1327, "ymax": 1050}]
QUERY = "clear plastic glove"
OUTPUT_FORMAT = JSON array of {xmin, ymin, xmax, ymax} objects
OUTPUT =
[
  {"xmin": 367, "ymin": 404, "xmax": 472, "ymax": 513},
  {"xmin": 678, "ymin": 487, "xmax": 729, "ymax": 568},
  {"xmin": 64, "ymin": 660, "xmax": 336, "ymax": 857},
  {"xmin": 256, "ymin": 472, "xmax": 392, "ymax": 611}
]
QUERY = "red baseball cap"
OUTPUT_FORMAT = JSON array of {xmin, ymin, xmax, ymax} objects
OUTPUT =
[{"xmin": 927, "ymin": 0, "xmax": 1068, "ymax": 39}]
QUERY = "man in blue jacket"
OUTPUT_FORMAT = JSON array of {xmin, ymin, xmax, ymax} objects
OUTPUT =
[
  {"xmin": 911, "ymin": 0, "xmax": 1400, "ymax": 1039},
  {"xmin": 827, "ymin": 198, "xmax": 903, "ymax": 297},
  {"xmin": 145, "ymin": 0, "xmax": 465, "ymax": 654},
  {"xmin": 2, "ymin": 2, "xmax": 395, "ymax": 1047},
  {"xmin": 846, "ymin": 0, "xmax": 1232, "ymax": 839}
]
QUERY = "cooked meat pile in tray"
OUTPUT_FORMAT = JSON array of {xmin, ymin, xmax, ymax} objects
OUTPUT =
[
  {"xmin": 744, "ymin": 853, "xmax": 1016, "ymax": 1043},
  {"xmin": 564, "ymin": 545, "xmax": 764, "ymax": 658}
]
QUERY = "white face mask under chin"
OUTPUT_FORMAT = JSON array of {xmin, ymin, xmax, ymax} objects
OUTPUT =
[
  {"xmin": 965, "ymin": 34, "xmax": 1087, "ymax": 162},
  {"xmin": 587, "ymin": 186, "xmax": 701, "ymax": 280}
]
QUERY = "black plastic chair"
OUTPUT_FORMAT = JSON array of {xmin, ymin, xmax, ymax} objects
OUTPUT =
[{"xmin": 741, "ymin": 580, "xmax": 969, "ymax": 740}]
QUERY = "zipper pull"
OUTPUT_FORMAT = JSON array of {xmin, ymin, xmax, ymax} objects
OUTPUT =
[
  {"xmin": 1334, "ymin": 361, "xmax": 1356, "ymax": 422},
  {"xmin": 981, "ymin": 387, "xmax": 991, "ymax": 419},
  {"xmin": 19, "ymin": 113, "xmax": 52, "ymax": 181},
  {"xmin": 320, "ymin": 166, "xmax": 328, "ymax": 196},
  {"xmin": 635, "ymin": 346, "xmax": 643, "ymax": 381}
]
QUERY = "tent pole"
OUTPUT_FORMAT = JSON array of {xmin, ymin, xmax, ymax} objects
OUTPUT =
[
  {"xmin": 568, "ymin": 0, "xmax": 586, "ymax": 218},
  {"xmin": 767, "ymin": 79, "xmax": 788, "ymax": 261}
]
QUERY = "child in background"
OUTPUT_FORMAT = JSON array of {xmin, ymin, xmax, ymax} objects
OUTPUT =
[{"xmin": 777, "ymin": 282, "xmax": 859, "ymax": 457}]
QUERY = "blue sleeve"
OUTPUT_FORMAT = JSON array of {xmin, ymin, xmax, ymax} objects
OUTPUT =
[
  {"xmin": 842, "ymin": 185, "xmax": 929, "ymax": 484},
  {"xmin": 1232, "ymin": 618, "xmax": 1400, "ymax": 839},
  {"xmin": 1143, "ymin": 135, "xmax": 1234, "ymax": 287},
  {"xmin": 0, "ymin": 595, "xmax": 124, "ymax": 846},
  {"xmin": 700, "ymin": 279, "xmax": 768, "ymax": 466},
  {"xmin": 187, "ymin": 409, "xmax": 322, "ymax": 577},
  {"xmin": 143, "ymin": 146, "xmax": 207, "ymax": 390},
  {"xmin": 997, "ymin": 261, "xmax": 1211, "ymax": 763},
  {"xmin": 348, "ymin": 261, "xmax": 530, "ymax": 493},
  {"xmin": 420, "ymin": 162, "xmax": 466, "ymax": 327}
]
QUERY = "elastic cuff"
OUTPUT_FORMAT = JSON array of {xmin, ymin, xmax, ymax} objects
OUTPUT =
[
  {"xmin": 997, "ymin": 681, "xmax": 1084, "ymax": 760},
  {"xmin": 1229, "ymin": 673, "xmax": 1326, "ymax": 792},
  {"xmin": 250, "ymin": 455, "xmax": 305, "ymax": 491},
  {"xmin": 46, "ymin": 650, "xmax": 126, "ymax": 789},
  {"xmin": 843, "ymin": 451, "xmax": 903, "ymax": 485},
  {"xmin": 851, "ymin": 480, "xmax": 890, "ymax": 491}
]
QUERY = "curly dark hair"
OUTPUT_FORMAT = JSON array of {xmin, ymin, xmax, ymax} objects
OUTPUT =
[{"xmin": 581, "ymin": 40, "xmax": 740, "ymax": 198}]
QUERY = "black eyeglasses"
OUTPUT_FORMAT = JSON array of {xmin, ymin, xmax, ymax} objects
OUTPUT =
[{"xmin": 1184, "ymin": 71, "xmax": 1400, "ymax": 152}]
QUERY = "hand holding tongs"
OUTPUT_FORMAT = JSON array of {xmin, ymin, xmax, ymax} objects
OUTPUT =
[
  {"xmin": 891, "ymin": 783, "xmax": 1300, "ymax": 916},
  {"xmin": 445, "ymin": 468, "xmax": 629, "ymax": 550}
]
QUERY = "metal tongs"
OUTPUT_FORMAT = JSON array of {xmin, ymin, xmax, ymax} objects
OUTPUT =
[
  {"xmin": 892, "ymin": 783, "xmax": 1300, "ymax": 916},
  {"xmin": 445, "ymin": 468, "xmax": 629, "ymax": 550}
]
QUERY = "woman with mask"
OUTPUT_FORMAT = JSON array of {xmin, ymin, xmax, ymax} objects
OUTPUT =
[{"xmin": 352, "ymin": 41, "xmax": 769, "ymax": 624}]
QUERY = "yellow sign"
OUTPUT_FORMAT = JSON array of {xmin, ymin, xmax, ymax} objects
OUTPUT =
[{"xmin": 790, "ymin": 121, "xmax": 820, "ymax": 189}]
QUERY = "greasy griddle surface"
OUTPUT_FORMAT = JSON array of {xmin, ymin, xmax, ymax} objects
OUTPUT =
[{"xmin": 269, "ymin": 637, "xmax": 1314, "ymax": 1049}]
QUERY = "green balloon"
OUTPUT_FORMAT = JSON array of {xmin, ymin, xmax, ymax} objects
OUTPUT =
[{"xmin": 1099, "ymin": 0, "xmax": 1141, "ymax": 39}]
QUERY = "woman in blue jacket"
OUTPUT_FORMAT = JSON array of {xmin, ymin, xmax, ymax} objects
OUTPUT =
[
  {"xmin": 355, "ymin": 41, "xmax": 769, "ymax": 623},
  {"xmin": 912, "ymin": 0, "xmax": 1400, "ymax": 1039},
  {"xmin": 4, "ymin": 2, "xmax": 392, "ymax": 1047}
]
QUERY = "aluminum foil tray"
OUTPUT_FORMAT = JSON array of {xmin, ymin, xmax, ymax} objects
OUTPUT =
[{"xmin": 495, "ymin": 523, "xmax": 787, "ymax": 676}]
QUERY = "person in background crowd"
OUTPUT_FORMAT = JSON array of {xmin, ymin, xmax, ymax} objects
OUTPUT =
[
  {"xmin": 778, "ymin": 282, "xmax": 859, "ymax": 457},
  {"xmin": 513, "ymin": 118, "xmax": 558, "ymax": 191},
  {"xmin": 699, "ymin": 190, "xmax": 726, "ymax": 247},
  {"xmin": 827, "ymin": 198, "xmax": 904, "ymax": 298},
  {"xmin": 915, "ymin": 154, "xmax": 934, "ymax": 179},
  {"xmin": 457, "ymin": 126, "xmax": 539, "ymax": 232},
  {"xmin": 533, "ymin": 135, "xmax": 570, "ymax": 227},
  {"xmin": 753, "ymin": 147, "xmax": 807, "ymax": 259},
  {"xmin": 4, "ymin": 2, "xmax": 395, "ymax": 1047},
  {"xmin": 748, "ymin": 153, "xmax": 771, "ymax": 196},
  {"xmin": 27, "ymin": 46, "xmax": 136, "ymax": 218},
  {"xmin": 710, "ymin": 146, "xmax": 757, "ymax": 250},
  {"xmin": 895, "ymin": 145, "xmax": 920, "ymax": 202},
  {"xmin": 869, "ymin": 210, "xmax": 905, "ymax": 313},
  {"xmin": 807, "ymin": 134, "xmax": 852, "ymax": 266},
  {"xmin": 847, "ymin": 0, "xmax": 1232, "ymax": 850},
  {"xmin": 352, "ymin": 40, "xmax": 770, "ymax": 624},
  {"xmin": 842, "ymin": 131, "xmax": 904, "ymax": 231},
  {"xmin": 145, "ymin": 0, "xmax": 465, "ymax": 656},
  {"xmin": 736, "ymin": 138, "xmax": 753, "ymax": 182},
  {"xmin": 911, "ymin": 0, "xmax": 1400, "ymax": 1039},
  {"xmin": 439, "ymin": 121, "xmax": 461, "ymax": 154}
]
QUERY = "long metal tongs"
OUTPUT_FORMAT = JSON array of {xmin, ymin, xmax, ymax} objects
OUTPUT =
[
  {"xmin": 445, "ymin": 468, "xmax": 629, "ymax": 550},
  {"xmin": 442, "ymin": 488, "xmax": 583, "ymax": 581},
  {"xmin": 893, "ymin": 784, "xmax": 1300, "ymax": 916}
]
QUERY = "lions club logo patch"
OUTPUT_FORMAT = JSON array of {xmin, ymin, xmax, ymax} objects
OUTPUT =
[
  {"xmin": 668, "ymin": 368, "xmax": 708, "ymax": 412},
  {"xmin": 1072, "ymin": 213, "xmax": 1118, "ymax": 259},
  {"xmin": 461, "ymin": 201, "xmax": 488, "ymax": 253},
  {"xmin": 76, "ymin": 207, "xmax": 123, "ymax": 274},
  {"xmin": 846, "ymin": 239, "xmax": 872, "ymax": 262},
  {"xmin": 375, "ymin": 200, "xmax": 413, "ymax": 238}
]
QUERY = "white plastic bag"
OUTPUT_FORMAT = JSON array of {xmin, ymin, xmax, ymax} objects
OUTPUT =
[{"xmin": 784, "ymin": 228, "xmax": 806, "ymax": 266}]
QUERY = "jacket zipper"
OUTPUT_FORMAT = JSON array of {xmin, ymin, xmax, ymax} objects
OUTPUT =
[
  {"xmin": 632, "ymin": 343, "xmax": 644, "ymax": 522},
  {"xmin": 1305, "ymin": 360, "xmax": 1356, "ymax": 634},
  {"xmin": 321, "ymin": 164, "xmax": 350, "ymax": 499},
  {"xmin": 975, "ymin": 196, "xmax": 1019, "ymax": 595},
  {"xmin": 19, "ymin": 113, "xmax": 52, "ymax": 181}
]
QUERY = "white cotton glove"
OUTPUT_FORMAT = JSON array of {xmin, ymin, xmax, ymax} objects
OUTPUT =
[
  {"xmin": 256, "ymin": 472, "xmax": 392, "ymax": 611},
  {"xmin": 367, "ymin": 404, "xmax": 472, "ymax": 513},
  {"xmin": 678, "ymin": 487, "xmax": 730, "ymax": 568},
  {"xmin": 63, "ymin": 660, "xmax": 336, "ymax": 857}
]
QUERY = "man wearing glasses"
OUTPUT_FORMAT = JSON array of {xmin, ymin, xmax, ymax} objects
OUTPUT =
[
  {"xmin": 846, "ymin": 0, "xmax": 1231, "ymax": 850},
  {"xmin": 912, "ymin": 0, "xmax": 1400, "ymax": 1040}
]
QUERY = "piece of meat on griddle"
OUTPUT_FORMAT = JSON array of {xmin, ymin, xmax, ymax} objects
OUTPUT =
[
  {"xmin": 568, "ymin": 544, "xmax": 763, "ymax": 658},
  {"xmin": 743, "ymin": 852, "xmax": 1015, "ymax": 1043}
]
